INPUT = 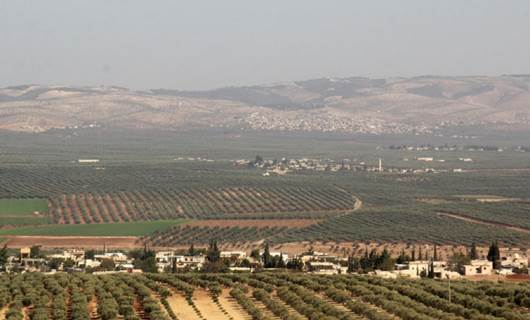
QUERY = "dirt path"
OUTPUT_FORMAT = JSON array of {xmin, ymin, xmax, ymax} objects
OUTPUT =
[
  {"xmin": 353, "ymin": 196, "xmax": 363, "ymax": 212},
  {"xmin": 218, "ymin": 289, "xmax": 251, "ymax": 320},
  {"xmin": 437, "ymin": 212, "xmax": 530, "ymax": 234},
  {"xmin": 334, "ymin": 187, "xmax": 362, "ymax": 217},
  {"xmin": 3, "ymin": 236, "xmax": 140, "ymax": 248},
  {"xmin": 22, "ymin": 307, "xmax": 30, "ymax": 320},
  {"xmin": 166, "ymin": 291, "xmax": 201, "ymax": 320},
  {"xmin": 0, "ymin": 307, "xmax": 7, "ymax": 320},
  {"xmin": 193, "ymin": 289, "xmax": 230, "ymax": 320},
  {"xmin": 88, "ymin": 296, "xmax": 100, "ymax": 320}
]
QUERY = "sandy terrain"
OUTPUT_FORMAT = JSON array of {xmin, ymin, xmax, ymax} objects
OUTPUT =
[
  {"xmin": 218, "ymin": 289, "xmax": 252, "ymax": 320},
  {"xmin": 186, "ymin": 219, "xmax": 320, "ymax": 228},
  {"xmin": 193, "ymin": 289, "xmax": 230, "ymax": 320},
  {"xmin": 3, "ymin": 236, "xmax": 140, "ymax": 249},
  {"xmin": 166, "ymin": 292, "xmax": 201, "ymax": 320},
  {"xmin": 0, "ymin": 307, "xmax": 7, "ymax": 320},
  {"xmin": 88, "ymin": 296, "xmax": 99, "ymax": 319}
]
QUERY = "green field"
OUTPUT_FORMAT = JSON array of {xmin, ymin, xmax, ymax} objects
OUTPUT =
[
  {"xmin": 0, "ymin": 219, "xmax": 187, "ymax": 236},
  {"xmin": 0, "ymin": 198, "xmax": 50, "ymax": 226},
  {"xmin": 0, "ymin": 198, "xmax": 48, "ymax": 215}
]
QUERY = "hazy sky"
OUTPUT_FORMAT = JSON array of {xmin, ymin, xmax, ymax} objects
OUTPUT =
[{"xmin": 1, "ymin": 0, "xmax": 530, "ymax": 90}]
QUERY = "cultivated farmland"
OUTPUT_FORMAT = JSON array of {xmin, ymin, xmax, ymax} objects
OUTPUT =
[
  {"xmin": 0, "ymin": 220, "xmax": 186, "ymax": 237},
  {"xmin": 0, "ymin": 198, "xmax": 49, "ymax": 227},
  {"xmin": 2, "ymin": 272, "xmax": 530, "ymax": 320},
  {"xmin": 48, "ymin": 187, "xmax": 356, "ymax": 224},
  {"xmin": 2, "ymin": 129, "xmax": 530, "ymax": 248},
  {"xmin": 273, "ymin": 206, "xmax": 530, "ymax": 246}
]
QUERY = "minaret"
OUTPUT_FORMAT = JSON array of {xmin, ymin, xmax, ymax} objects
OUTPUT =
[{"xmin": 378, "ymin": 158, "xmax": 383, "ymax": 172}]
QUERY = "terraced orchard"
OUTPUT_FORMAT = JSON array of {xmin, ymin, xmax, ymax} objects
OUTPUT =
[
  {"xmin": 2, "ymin": 272, "xmax": 530, "ymax": 320},
  {"xmin": 49, "ymin": 186, "xmax": 356, "ymax": 224}
]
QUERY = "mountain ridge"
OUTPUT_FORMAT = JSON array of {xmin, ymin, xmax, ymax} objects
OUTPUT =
[{"xmin": 1, "ymin": 75, "xmax": 529, "ymax": 134}]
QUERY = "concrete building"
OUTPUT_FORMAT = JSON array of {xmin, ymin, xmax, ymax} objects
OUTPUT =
[
  {"xmin": 407, "ymin": 261, "xmax": 430, "ymax": 277},
  {"xmin": 461, "ymin": 260, "xmax": 493, "ymax": 276},
  {"xmin": 94, "ymin": 252, "xmax": 129, "ymax": 263},
  {"xmin": 306, "ymin": 261, "xmax": 344, "ymax": 275},
  {"xmin": 20, "ymin": 247, "xmax": 31, "ymax": 259},
  {"xmin": 501, "ymin": 252, "xmax": 528, "ymax": 269},
  {"xmin": 48, "ymin": 249, "xmax": 85, "ymax": 262},
  {"xmin": 220, "ymin": 251, "xmax": 247, "ymax": 260}
]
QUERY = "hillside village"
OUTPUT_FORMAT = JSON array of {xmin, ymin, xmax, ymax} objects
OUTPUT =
[{"xmin": 2, "ymin": 242, "xmax": 528, "ymax": 281}]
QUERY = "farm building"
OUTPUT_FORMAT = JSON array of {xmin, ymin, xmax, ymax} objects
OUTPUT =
[
  {"xmin": 501, "ymin": 252, "xmax": 528, "ymax": 269},
  {"xmin": 155, "ymin": 252, "xmax": 206, "ymax": 272},
  {"xmin": 48, "ymin": 249, "xmax": 85, "ymax": 262},
  {"xmin": 221, "ymin": 251, "xmax": 247, "ymax": 259},
  {"xmin": 461, "ymin": 260, "xmax": 493, "ymax": 276},
  {"xmin": 306, "ymin": 261, "xmax": 344, "ymax": 275}
]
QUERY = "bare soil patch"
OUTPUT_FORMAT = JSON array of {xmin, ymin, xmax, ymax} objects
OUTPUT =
[
  {"xmin": 218, "ymin": 289, "xmax": 251, "ymax": 320},
  {"xmin": 193, "ymin": 289, "xmax": 230, "ymax": 320},
  {"xmin": 186, "ymin": 219, "xmax": 320, "ymax": 228},
  {"xmin": 166, "ymin": 292, "xmax": 201, "ymax": 320},
  {"xmin": 3, "ymin": 236, "xmax": 140, "ymax": 249}
]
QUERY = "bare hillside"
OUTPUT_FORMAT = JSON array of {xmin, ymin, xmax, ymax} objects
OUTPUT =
[{"xmin": 1, "ymin": 75, "xmax": 529, "ymax": 134}]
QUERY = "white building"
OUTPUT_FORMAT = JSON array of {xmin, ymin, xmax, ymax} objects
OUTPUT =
[
  {"xmin": 94, "ymin": 252, "xmax": 128, "ymax": 263},
  {"xmin": 462, "ymin": 260, "xmax": 493, "ymax": 276},
  {"xmin": 501, "ymin": 252, "xmax": 528, "ymax": 269},
  {"xmin": 48, "ymin": 249, "xmax": 85, "ymax": 262},
  {"xmin": 156, "ymin": 253, "xmax": 206, "ymax": 272},
  {"xmin": 306, "ymin": 261, "xmax": 343, "ymax": 275},
  {"xmin": 221, "ymin": 251, "xmax": 247, "ymax": 260},
  {"xmin": 79, "ymin": 259, "xmax": 101, "ymax": 268},
  {"xmin": 155, "ymin": 251, "xmax": 176, "ymax": 263},
  {"xmin": 407, "ymin": 261, "xmax": 430, "ymax": 277}
]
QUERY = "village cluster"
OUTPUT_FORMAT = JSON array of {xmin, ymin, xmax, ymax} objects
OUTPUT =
[
  {"xmin": 242, "ymin": 111, "xmax": 433, "ymax": 135},
  {"xmin": 389, "ymin": 144, "xmax": 530, "ymax": 153},
  {"xmin": 2, "ymin": 242, "xmax": 527, "ymax": 281},
  {"xmin": 234, "ymin": 156, "xmax": 468, "ymax": 176}
]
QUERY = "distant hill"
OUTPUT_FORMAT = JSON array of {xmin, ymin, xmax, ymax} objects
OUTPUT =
[{"xmin": 1, "ymin": 75, "xmax": 529, "ymax": 134}]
